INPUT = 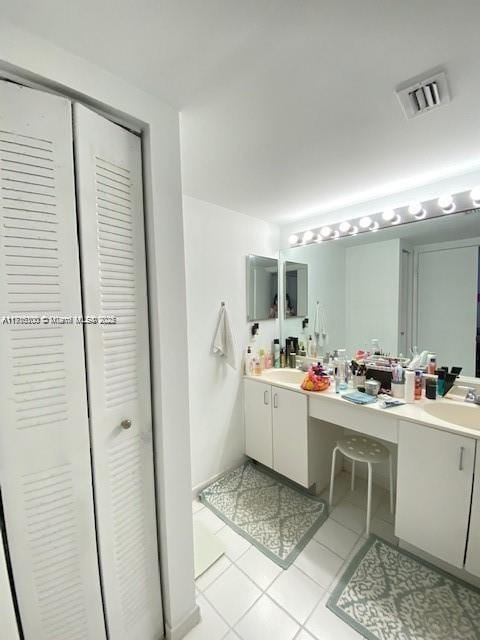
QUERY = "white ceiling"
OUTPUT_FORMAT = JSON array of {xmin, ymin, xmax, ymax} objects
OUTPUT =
[{"xmin": 3, "ymin": 0, "xmax": 480, "ymax": 224}]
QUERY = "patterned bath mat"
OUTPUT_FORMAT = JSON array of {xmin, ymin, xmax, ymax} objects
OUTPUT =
[
  {"xmin": 328, "ymin": 536, "xmax": 480, "ymax": 640},
  {"xmin": 199, "ymin": 461, "xmax": 328, "ymax": 568}
]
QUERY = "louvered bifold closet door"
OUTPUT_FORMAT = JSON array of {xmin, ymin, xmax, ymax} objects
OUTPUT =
[
  {"xmin": 73, "ymin": 104, "xmax": 163, "ymax": 640},
  {"xmin": 0, "ymin": 82, "xmax": 106, "ymax": 639}
]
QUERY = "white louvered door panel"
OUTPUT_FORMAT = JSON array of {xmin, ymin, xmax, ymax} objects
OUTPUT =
[
  {"xmin": 0, "ymin": 82, "xmax": 106, "ymax": 639},
  {"xmin": 73, "ymin": 104, "xmax": 163, "ymax": 640},
  {"xmin": 0, "ymin": 529, "xmax": 19, "ymax": 640}
]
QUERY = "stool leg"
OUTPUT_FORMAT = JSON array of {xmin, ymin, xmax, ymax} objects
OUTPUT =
[
  {"xmin": 366, "ymin": 462, "xmax": 373, "ymax": 536},
  {"xmin": 329, "ymin": 447, "xmax": 338, "ymax": 510},
  {"xmin": 389, "ymin": 453, "xmax": 394, "ymax": 514},
  {"xmin": 351, "ymin": 460, "xmax": 356, "ymax": 491}
]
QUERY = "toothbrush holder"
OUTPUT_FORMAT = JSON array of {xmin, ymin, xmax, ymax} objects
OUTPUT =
[{"xmin": 391, "ymin": 381, "xmax": 405, "ymax": 399}]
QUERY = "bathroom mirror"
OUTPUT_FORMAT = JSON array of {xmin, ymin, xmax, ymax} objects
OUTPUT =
[
  {"xmin": 284, "ymin": 261, "xmax": 308, "ymax": 318},
  {"xmin": 246, "ymin": 254, "xmax": 279, "ymax": 321},
  {"xmin": 280, "ymin": 209, "xmax": 480, "ymax": 377}
]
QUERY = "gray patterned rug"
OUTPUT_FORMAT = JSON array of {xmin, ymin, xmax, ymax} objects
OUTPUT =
[
  {"xmin": 328, "ymin": 536, "xmax": 480, "ymax": 640},
  {"xmin": 199, "ymin": 462, "xmax": 328, "ymax": 568}
]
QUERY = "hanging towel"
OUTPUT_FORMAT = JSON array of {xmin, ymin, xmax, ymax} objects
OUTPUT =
[
  {"xmin": 313, "ymin": 301, "xmax": 328, "ymax": 350},
  {"xmin": 212, "ymin": 304, "xmax": 237, "ymax": 370}
]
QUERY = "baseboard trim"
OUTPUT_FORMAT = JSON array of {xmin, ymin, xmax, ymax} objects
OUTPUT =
[
  {"xmin": 165, "ymin": 604, "xmax": 200, "ymax": 640},
  {"xmin": 192, "ymin": 455, "xmax": 246, "ymax": 498}
]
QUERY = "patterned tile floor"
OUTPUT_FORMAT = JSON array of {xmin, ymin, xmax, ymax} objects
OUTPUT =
[{"xmin": 187, "ymin": 471, "xmax": 397, "ymax": 640}]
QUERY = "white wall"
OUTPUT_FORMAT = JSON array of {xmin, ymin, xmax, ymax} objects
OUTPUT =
[
  {"xmin": 183, "ymin": 196, "xmax": 279, "ymax": 490},
  {"xmin": 0, "ymin": 23, "xmax": 196, "ymax": 639},
  {"xmin": 345, "ymin": 239, "xmax": 401, "ymax": 356}
]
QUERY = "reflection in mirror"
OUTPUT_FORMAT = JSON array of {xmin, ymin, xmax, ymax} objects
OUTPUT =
[
  {"xmin": 246, "ymin": 255, "xmax": 278, "ymax": 321},
  {"xmin": 284, "ymin": 261, "xmax": 308, "ymax": 318},
  {"xmin": 280, "ymin": 209, "xmax": 480, "ymax": 377}
]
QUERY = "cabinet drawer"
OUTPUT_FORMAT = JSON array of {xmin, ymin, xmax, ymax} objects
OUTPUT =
[{"xmin": 309, "ymin": 396, "xmax": 398, "ymax": 443}]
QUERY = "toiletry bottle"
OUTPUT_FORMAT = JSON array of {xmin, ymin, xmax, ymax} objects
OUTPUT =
[
  {"xmin": 427, "ymin": 356, "xmax": 436, "ymax": 376},
  {"xmin": 266, "ymin": 352, "xmax": 273, "ymax": 369},
  {"xmin": 414, "ymin": 370, "xmax": 422, "ymax": 400},
  {"xmin": 405, "ymin": 370, "xmax": 415, "ymax": 403},
  {"xmin": 425, "ymin": 377, "xmax": 437, "ymax": 400},
  {"xmin": 273, "ymin": 339, "xmax": 280, "ymax": 368},
  {"xmin": 288, "ymin": 349, "xmax": 296, "ymax": 369},
  {"xmin": 307, "ymin": 335, "xmax": 314, "ymax": 357},
  {"xmin": 437, "ymin": 369, "xmax": 446, "ymax": 396},
  {"xmin": 245, "ymin": 346, "xmax": 254, "ymax": 376},
  {"xmin": 254, "ymin": 358, "xmax": 262, "ymax": 376},
  {"xmin": 258, "ymin": 348, "xmax": 265, "ymax": 371},
  {"xmin": 280, "ymin": 348, "xmax": 286, "ymax": 368}
]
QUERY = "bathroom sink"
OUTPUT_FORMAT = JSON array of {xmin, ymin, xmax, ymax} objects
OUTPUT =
[
  {"xmin": 423, "ymin": 403, "xmax": 480, "ymax": 429},
  {"xmin": 261, "ymin": 369, "xmax": 305, "ymax": 384}
]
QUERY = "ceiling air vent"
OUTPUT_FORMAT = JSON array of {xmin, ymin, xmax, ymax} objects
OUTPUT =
[{"xmin": 396, "ymin": 70, "xmax": 450, "ymax": 119}]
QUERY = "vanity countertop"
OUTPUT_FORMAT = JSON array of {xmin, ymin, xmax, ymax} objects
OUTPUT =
[{"xmin": 244, "ymin": 370, "xmax": 480, "ymax": 440}]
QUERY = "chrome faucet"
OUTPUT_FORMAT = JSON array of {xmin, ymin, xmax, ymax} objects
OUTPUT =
[{"xmin": 465, "ymin": 388, "xmax": 480, "ymax": 405}]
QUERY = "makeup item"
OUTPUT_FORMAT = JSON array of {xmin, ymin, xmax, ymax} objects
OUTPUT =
[
  {"xmin": 404, "ymin": 370, "xmax": 415, "ymax": 403},
  {"xmin": 425, "ymin": 377, "xmax": 437, "ymax": 400},
  {"xmin": 414, "ymin": 370, "xmax": 423, "ymax": 400},
  {"xmin": 436, "ymin": 369, "xmax": 446, "ymax": 396},
  {"xmin": 273, "ymin": 339, "xmax": 280, "ymax": 368},
  {"xmin": 427, "ymin": 356, "xmax": 436, "ymax": 376},
  {"xmin": 365, "ymin": 379, "xmax": 381, "ymax": 396}
]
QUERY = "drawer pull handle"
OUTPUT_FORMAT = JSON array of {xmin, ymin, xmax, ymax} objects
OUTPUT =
[
  {"xmin": 458, "ymin": 446, "xmax": 465, "ymax": 471},
  {"xmin": 264, "ymin": 390, "xmax": 269, "ymax": 405},
  {"xmin": 273, "ymin": 393, "xmax": 278, "ymax": 409}
]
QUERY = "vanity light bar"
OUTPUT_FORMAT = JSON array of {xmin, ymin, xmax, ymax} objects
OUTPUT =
[{"xmin": 288, "ymin": 187, "xmax": 480, "ymax": 245}]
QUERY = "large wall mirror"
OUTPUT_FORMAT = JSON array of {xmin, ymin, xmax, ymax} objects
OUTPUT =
[
  {"xmin": 246, "ymin": 254, "xmax": 279, "ymax": 321},
  {"xmin": 284, "ymin": 261, "xmax": 308, "ymax": 318},
  {"xmin": 280, "ymin": 209, "xmax": 480, "ymax": 377}
]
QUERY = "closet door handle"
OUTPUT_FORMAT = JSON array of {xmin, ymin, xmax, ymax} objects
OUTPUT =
[
  {"xmin": 273, "ymin": 393, "xmax": 278, "ymax": 409},
  {"xmin": 264, "ymin": 390, "xmax": 269, "ymax": 405},
  {"xmin": 121, "ymin": 418, "xmax": 132, "ymax": 430},
  {"xmin": 458, "ymin": 446, "xmax": 465, "ymax": 471}
]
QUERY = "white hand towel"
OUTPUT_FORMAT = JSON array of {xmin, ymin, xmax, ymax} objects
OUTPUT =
[{"xmin": 212, "ymin": 305, "xmax": 237, "ymax": 370}]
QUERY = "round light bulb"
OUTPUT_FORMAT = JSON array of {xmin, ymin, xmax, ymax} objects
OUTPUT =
[
  {"xmin": 408, "ymin": 202, "xmax": 423, "ymax": 216},
  {"xmin": 288, "ymin": 234, "xmax": 299, "ymax": 245},
  {"xmin": 339, "ymin": 221, "xmax": 351, "ymax": 233},
  {"xmin": 438, "ymin": 194, "xmax": 455, "ymax": 213},
  {"xmin": 320, "ymin": 226, "xmax": 332, "ymax": 238},
  {"xmin": 470, "ymin": 186, "xmax": 480, "ymax": 205},
  {"xmin": 302, "ymin": 230, "xmax": 314, "ymax": 243},
  {"xmin": 359, "ymin": 216, "xmax": 372, "ymax": 229},
  {"xmin": 382, "ymin": 208, "xmax": 396, "ymax": 222}
]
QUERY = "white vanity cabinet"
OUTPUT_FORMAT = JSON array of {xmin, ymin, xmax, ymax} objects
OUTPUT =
[
  {"xmin": 244, "ymin": 379, "xmax": 274, "ymax": 468},
  {"xmin": 244, "ymin": 380, "xmax": 309, "ymax": 487},
  {"xmin": 396, "ymin": 420, "xmax": 475, "ymax": 568},
  {"xmin": 272, "ymin": 387, "xmax": 309, "ymax": 487},
  {"xmin": 465, "ymin": 447, "xmax": 480, "ymax": 577}
]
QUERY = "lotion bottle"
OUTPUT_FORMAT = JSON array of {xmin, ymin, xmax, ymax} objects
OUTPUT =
[{"xmin": 405, "ymin": 370, "xmax": 415, "ymax": 403}]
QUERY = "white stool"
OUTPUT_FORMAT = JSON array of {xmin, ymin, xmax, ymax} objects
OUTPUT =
[{"xmin": 328, "ymin": 435, "xmax": 394, "ymax": 536}]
